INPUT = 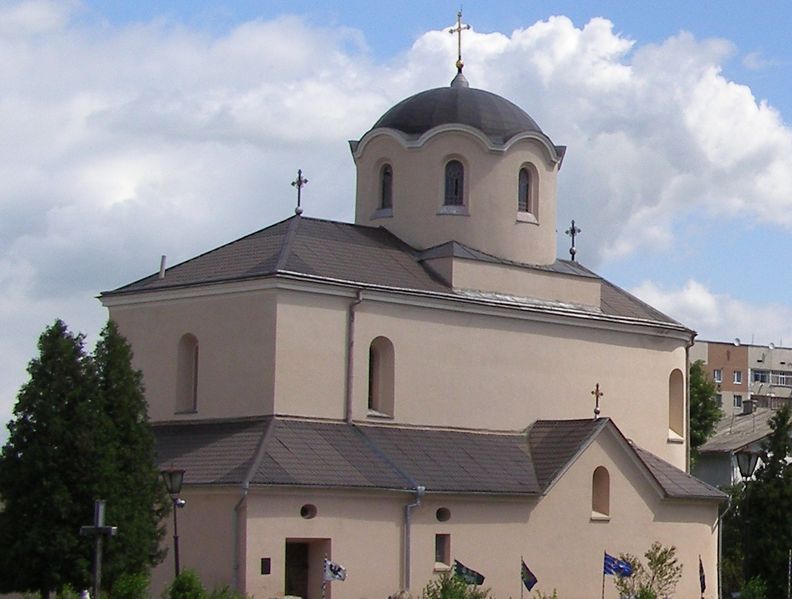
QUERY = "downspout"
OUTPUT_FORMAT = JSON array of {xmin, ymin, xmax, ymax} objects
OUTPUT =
[
  {"xmin": 232, "ymin": 481, "xmax": 250, "ymax": 590},
  {"xmin": 233, "ymin": 421, "xmax": 276, "ymax": 591},
  {"xmin": 345, "ymin": 289, "xmax": 364, "ymax": 423},
  {"xmin": 686, "ymin": 336, "xmax": 695, "ymax": 473},
  {"xmin": 403, "ymin": 485, "xmax": 426, "ymax": 591},
  {"xmin": 717, "ymin": 496, "xmax": 733, "ymax": 599}
]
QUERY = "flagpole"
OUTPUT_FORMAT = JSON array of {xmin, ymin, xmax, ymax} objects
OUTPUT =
[{"xmin": 601, "ymin": 551, "xmax": 606, "ymax": 599}]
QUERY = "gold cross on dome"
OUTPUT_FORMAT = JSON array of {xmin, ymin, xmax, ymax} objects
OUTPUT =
[
  {"xmin": 449, "ymin": 10, "xmax": 471, "ymax": 73},
  {"xmin": 591, "ymin": 383, "xmax": 604, "ymax": 419}
]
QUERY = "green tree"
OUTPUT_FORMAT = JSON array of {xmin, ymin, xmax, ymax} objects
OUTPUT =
[
  {"xmin": 92, "ymin": 320, "xmax": 168, "ymax": 590},
  {"xmin": 0, "ymin": 321, "xmax": 100, "ymax": 596},
  {"xmin": 613, "ymin": 542, "xmax": 682, "ymax": 599},
  {"xmin": 0, "ymin": 320, "xmax": 168, "ymax": 596},
  {"xmin": 740, "ymin": 406, "xmax": 792, "ymax": 597},
  {"xmin": 689, "ymin": 359, "xmax": 721, "ymax": 450}
]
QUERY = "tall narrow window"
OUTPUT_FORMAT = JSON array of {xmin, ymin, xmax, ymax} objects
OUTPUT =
[
  {"xmin": 444, "ymin": 160, "xmax": 464, "ymax": 206},
  {"xmin": 592, "ymin": 466, "xmax": 610, "ymax": 518},
  {"xmin": 368, "ymin": 336, "xmax": 395, "ymax": 416},
  {"xmin": 518, "ymin": 167, "xmax": 532, "ymax": 212},
  {"xmin": 668, "ymin": 368, "xmax": 684, "ymax": 438},
  {"xmin": 435, "ymin": 534, "xmax": 451, "ymax": 567},
  {"xmin": 380, "ymin": 164, "xmax": 393, "ymax": 210},
  {"xmin": 176, "ymin": 334, "xmax": 199, "ymax": 413}
]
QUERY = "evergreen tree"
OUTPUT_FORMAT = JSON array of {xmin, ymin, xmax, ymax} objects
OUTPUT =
[
  {"xmin": 740, "ymin": 406, "xmax": 792, "ymax": 596},
  {"xmin": 0, "ymin": 320, "xmax": 168, "ymax": 596},
  {"xmin": 689, "ymin": 359, "xmax": 721, "ymax": 450},
  {"xmin": 92, "ymin": 320, "xmax": 168, "ymax": 588},
  {"xmin": 0, "ymin": 320, "xmax": 100, "ymax": 596}
]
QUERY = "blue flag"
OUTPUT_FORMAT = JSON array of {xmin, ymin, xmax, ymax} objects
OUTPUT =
[
  {"xmin": 521, "ymin": 559, "xmax": 538, "ymax": 590},
  {"xmin": 603, "ymin": 552, "xmax": 633, "ymax": 577},
  {"xmin": 454, "ymin": 560, "xmax": 485, "ymax": 585}
]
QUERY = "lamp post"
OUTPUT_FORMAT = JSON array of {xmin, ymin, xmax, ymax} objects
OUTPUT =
[
  {"xmin": 161, "ymin": 467, "xmax": 186, "ymax": 577},
  {"xmin": 736, "ymin": 448, "xmax": 760, "ymax": 481}
]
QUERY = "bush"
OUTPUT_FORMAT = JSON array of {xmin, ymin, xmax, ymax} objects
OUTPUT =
[
  {"xmin": 421, "ymin": 572, "xmax": 490, "ymax": 599},
  {"xmin": 165, "ymin": 571, "xmax": 206, "ymax": 599},
  {"xmin": 741, "ymin": 577, "xmax": 768, "ymax": 599},
  {"xmin": 532, "ymin": 590, "xmax": 559, "ymax": 599},
  {"xmin": 111, "ymin": 573, "xmax": 150, "ymax": 599}
]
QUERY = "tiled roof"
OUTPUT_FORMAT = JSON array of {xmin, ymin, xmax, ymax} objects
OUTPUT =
[
  {"xmin": 633, "ymin": 445, "xmax": 724, "ymax": 500},
  {"xmin": 153, "ymin": 416, "xmax": 724, "ymax": 502},
  {"xmin": 103, "ymin": 216, "xmax": 682, "ymax": 328},
  {"xmin": 698, "ymin": 407, "xmax": 776, "ymax": 454}
]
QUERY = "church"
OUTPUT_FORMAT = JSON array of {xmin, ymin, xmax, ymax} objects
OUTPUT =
[{"xmin": 100, "ymin": 29, "xmax": 724, "ymax": 599}]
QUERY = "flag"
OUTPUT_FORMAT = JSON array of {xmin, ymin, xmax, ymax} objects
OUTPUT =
[
  {"xmin": 323, "ymin": 558, "xmax": 347, "ymax": 582},
  {"xmin": 603, "ymin": 552, "xmax": 633, "ymax": 577},
  {"xmin": 699, "ymin": 555, "xmax": 706, "ymax": 594},
  {"xmin": 454, "ymin": 560, "xmax": 485, "ymax": 585},
  {"xmin": 521, "ymin": 559, "xmax": 538, "ymax": 591}
]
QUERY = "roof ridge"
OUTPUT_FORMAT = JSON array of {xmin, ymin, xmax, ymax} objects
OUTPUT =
[{"xmin": 274, "ymin": 214, "xmax": 303, "ymax": 272}]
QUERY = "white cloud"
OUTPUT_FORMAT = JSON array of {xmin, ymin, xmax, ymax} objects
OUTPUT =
[
  {"xmin": 631, "ymin": 279, "xmax": 792, "ymax": 346},
  {"xmin": 4, "ymin": 5, "xmax": 792, "ymax": 439}
]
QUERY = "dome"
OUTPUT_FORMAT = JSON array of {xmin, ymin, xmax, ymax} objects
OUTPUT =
[{"xmin": 371, "ymin": 74, "xmax": 543, "ymax": 145}]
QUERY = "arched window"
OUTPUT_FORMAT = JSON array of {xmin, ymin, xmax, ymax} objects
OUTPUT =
[
  {"xmin": 176, "ymin": 334, "xmax": 199, "ymax": 413},
  {"xmin": 592, "ymin": 466, "xmax": 610, "ymax": 518},
  {"xmin": 517, "ymin": 165, "xmax": 540, "ymax": 220},
  {"xmin": 368, "ymin": 336, "xmax": 395, "ymax": 416},
  {"xmin": 669, "ymin": 369, "xmax": 684, "ymax": 438},
  {"xmin": 380, "ymin": 164, "xmax": 393, "ymax": 210},
  {"xmin": 444, "ymin": 160, "xmax": 464, "ymax": 206},
  {"xmin": 518, "ymin": 167, "xmax": 533, "ymax": 213}
]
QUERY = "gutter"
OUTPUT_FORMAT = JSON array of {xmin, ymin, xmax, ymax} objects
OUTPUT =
[{"xmin": 345, "ymin": 290, "xmax": 364, "ymax": 423}]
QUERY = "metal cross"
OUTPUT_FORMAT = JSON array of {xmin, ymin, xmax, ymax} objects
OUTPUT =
[
  {"xmin": 565, "ymin": 219, "xmax": 581, "ymax": 261},
  {"xmin": 591, "ymin": 383, "xmax": 604, "ymax": 419},
  {"xmin": 291, "ymin": 169, "xmax": 308, "ymax": 215},
  {"xmin": 79, "ymin": 500, "xmax": 118, "ymax": 599},
  {"xmin": 449, "ymin": 10, "xmax": 471, "ymax": 73}
]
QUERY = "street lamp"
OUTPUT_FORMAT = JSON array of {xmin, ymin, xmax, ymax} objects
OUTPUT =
[
  {"xmin": 736, "ymin": 448, "xmax": 760, "ymax": 480},
  {"xmin": 161, "ymin": 467, "xmax": 187, "ymax": 577}
]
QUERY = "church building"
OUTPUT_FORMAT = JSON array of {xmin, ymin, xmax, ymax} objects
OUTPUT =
[{"xmin": 100, "ymin": 34, "xmax": 724, "ymax": 599}]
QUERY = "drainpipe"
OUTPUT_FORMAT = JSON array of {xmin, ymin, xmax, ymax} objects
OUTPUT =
[
  {"xmin": 345, "ymin": 289, "xmax": 364, "ymax": 423},
  {"xmin": 686, "ymin": 337, "xmax": 694, "ymax": 473},
  {"xmin": 403, "ymin": 485, "xmax": 426, "ymax": 591},
  {"xmin": 232, "ymin": 481, "xmax": 250, "ymax": 591}
]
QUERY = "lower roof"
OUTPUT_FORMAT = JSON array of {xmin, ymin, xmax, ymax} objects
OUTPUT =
[{"xmin": 153, "ymin": 416, "xmax": 723, "ymax": 501}]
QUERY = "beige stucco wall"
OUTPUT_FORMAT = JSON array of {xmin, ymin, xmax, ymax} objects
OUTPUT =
[
  {"xmin": 271, "ymin": 288, "xmax": 688, "ymax": 468},
  {"xmin": 106, "ymin": 283, "xmax": 689, "ymax": 468},
  {"xmin": 154, "ymin": 430, "xmax": 718, "ymax": 599},
  {"xmin": 107, "ymin": 289, "xmax": 277, "ymax": 422},
  {"xmin": 434, "ymin": 257, "xmax": 601, "ymax": 307},
  {"xmin": 353, "ymin": 131, "xmax": 558, "ymax": 266}
]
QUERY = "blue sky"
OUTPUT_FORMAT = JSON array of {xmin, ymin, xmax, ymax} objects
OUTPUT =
[{"xmin": 3, "ymin": 0, "xmax": 792, "ymax": 435}]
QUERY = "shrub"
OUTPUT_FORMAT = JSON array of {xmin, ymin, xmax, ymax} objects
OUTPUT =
[
  {"xmin": 111, "ymin": 573, "xmax": 150, "ymax": 599},
  {"xmin": 165, "ymin": 570, "xmax": 206, "ymax": 599},
  {"xmin": 421, "ymin": 572, "xmax": 490, "ymax": 599},
  {"xmin": 741, "ymin": 577, "xmax": 768, "ymax": 599}
]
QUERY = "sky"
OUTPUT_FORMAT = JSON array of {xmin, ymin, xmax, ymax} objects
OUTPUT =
[{"xmin": 3, "ymin": 0, "xmax": 792, "ymax": 438}]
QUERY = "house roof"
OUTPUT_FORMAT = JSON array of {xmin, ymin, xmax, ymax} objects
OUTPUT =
[
  {"xmin": 698, "ymin": 407, "xmax": 776, "ymax": 454},
  {"xmin": 103, "ymin": 215, "xmax": 685, "ymax": 330},
  {"xmin": 153, "ymin": 416, "xmax": 724, "ymax": 501}
]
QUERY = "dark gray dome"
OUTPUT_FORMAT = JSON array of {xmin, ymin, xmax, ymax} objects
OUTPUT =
[{"xmin": 372, "ymin": 78, "xmax": 543, "ymax": 144}]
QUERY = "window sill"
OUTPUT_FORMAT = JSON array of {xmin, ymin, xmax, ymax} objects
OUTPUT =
[
  {"xmin": 367, "ymin": 409, "xmax": 394, "ymax": 419},
  {"xmin": 371, "ymin": 207, "xmax": 393, "ymax": 220},
  {"xmin": 174, "ymin": 409, "xmax": 198, "ymax": 415},
  {"xmin": 516, "ymin": 212, "xmax": 538, "ymax": 224},
  {"xmin": 667, "ymin": 430, "xmax": 684, "ymax": 444},
  {"xmin": 437, "ymin": 205, "xmax": 469, "ymax": 216},
  {"xmin": 590, "ymin": 512, "xmax": 610, "ymax": 522},
  {"xmin": 434, "ymin": 563, "xmax": 452, "ymax": 572}
]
